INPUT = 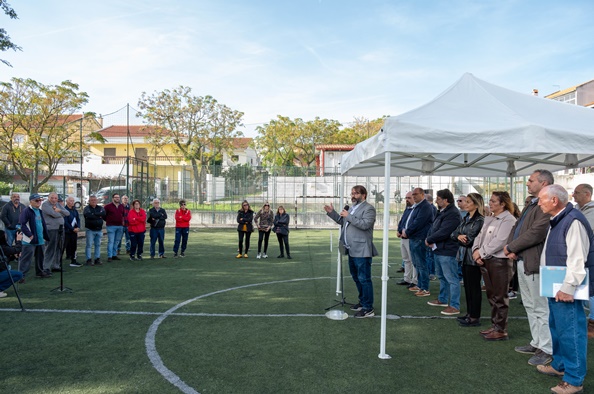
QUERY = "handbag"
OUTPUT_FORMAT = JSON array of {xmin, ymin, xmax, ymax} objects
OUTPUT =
[{"xmin": 241, "ymin": 224, "xmax": 247, "ymax": 232}]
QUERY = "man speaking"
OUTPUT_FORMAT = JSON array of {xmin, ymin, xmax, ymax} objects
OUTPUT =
[{"xmin": 324, "ymin": 185, "xmax": 378, "ymax": 318}]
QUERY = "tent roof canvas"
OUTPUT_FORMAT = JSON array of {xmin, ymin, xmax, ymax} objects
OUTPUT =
[{"xmin": 340, "ymin": 73, "xmax": 594, "ymax": 177}]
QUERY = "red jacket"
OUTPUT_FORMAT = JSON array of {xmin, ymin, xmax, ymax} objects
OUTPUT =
[
  {"xmin": 127, "ymin": 209, "xmax": 147, "ymax": 233},
  {"xmin": 175, "ymin": 208, "xmax": 192, "ymax": 228}
]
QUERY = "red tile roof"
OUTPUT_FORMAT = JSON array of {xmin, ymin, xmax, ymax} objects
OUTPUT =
[
  {"xmin": 315, "ymin": 144, "xmax": 356, "ymax": 151},
  {"xmin": 232, "ymin": 137, "xmax": 253, "ymax": 149},
  {"xmin": 99, "ymin": 125, "xmax": 160, "ymax": 137}
]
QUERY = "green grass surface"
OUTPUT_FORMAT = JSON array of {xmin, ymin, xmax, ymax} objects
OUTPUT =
[{"xmin": 1, "ymin": 229, "xmax": 592, "ymax": 393}]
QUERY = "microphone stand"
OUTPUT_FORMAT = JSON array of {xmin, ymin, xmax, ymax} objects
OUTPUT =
[
  {"xmin": 51, "ymin": 224, "xmax": 72, "ymax": 293},
  {"xmin": 325, "ymin": 204, "xmax": 354, "ymax": 310},
  {"xmin": 0, "ymin": 244, "xmax": 25, "ymax": 311}
]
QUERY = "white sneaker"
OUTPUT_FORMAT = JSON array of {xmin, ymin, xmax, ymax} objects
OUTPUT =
[
  {"xmin": 0, "ymin": 291, "xmax": 7, "ymax": 298},
  {"xmin": 262, "ymin": 253, "xmax": 268, "ymax": 258},
  {"xmin": 257, "ymin": 253, "xmax": 261, "ymax": 259}
]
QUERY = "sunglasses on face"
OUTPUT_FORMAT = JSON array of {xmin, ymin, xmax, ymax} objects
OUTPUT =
[{"xmin": 34, "ymin": 199, "xmax": 42, "ymax": 202}]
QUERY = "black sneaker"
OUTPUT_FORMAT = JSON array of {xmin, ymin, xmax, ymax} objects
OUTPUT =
[
  {"xmin": 94, "ymin": 259, "xmax": 102, "ymax": 265},
  {"xmin": 173, "ymin": 253, "xmax": 178, "ymax": 258},
  {"xmin": 137, "ymin": 255, "xmax": 143, "ymax": 261},
  {"xmin": 130, "ymin": 256, "xmax": 138, "ymax": 261},
  {"xmin": 180, "ymin": 253, "xmax": 185, "ymax": 258},
  {"xmin": 112, "ymin": 256, "xmax": 121, "ymax": 261},
  {"xmin": 70, "ymin": 261, "xmax": 83, "ymax": 268},
  {"xmin": 354, "ymin": 309, "xmax": 375, "ymax": 319},
  {"xmin": 86, "ymin": 259, "xmax": 94, "ymax": 266},
  {"xmin": 350, "ymin": 303, "xmax": 363, "ymax": 311}
]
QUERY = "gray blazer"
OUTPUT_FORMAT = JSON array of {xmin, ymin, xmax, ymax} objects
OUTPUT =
[{"xmin": 327, "ymin": 200, "xmax": 378, "ymax": 258}]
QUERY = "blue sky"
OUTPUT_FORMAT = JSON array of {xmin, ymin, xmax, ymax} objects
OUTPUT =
[{"xmin": 2, "ymin": 0, "xmax": 594, "ymax": 136}]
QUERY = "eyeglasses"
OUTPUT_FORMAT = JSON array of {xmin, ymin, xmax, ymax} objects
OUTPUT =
[
  {"xmin": 351, "ymin": 192, "xmax": 361, "ymax": 195},
  {"xmin": 456, "ymin": 199, "xmax": 464, "ymax": 202},
  {"xmin": 180, "ymin": 203, "xmax": 186, "ymax": 206},
  {"xmin": 34, "ymin": 199, "xmax": 42, "ymax": 202}
]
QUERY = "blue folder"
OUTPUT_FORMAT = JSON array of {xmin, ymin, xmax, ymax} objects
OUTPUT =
[{"xmin": 539, "ymin": 266, "xmax": 589, "ymax": 300}]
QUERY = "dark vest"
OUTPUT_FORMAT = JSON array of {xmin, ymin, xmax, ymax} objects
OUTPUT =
[{"xmin": 545, "ymin": 203, "xmax": 594, "ymax": 295}]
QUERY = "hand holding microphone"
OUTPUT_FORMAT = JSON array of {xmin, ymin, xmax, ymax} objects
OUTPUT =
[{"xmin": 340, "ymin": 204, "xmax": 350, "ymax": 217}]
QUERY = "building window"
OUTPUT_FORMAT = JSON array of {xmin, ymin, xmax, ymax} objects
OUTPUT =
[
  {"xmin": 553, "ymin": 92, "xmax": 576, "ymax": 105},
  {"xmin": 135, "ymin": 148, "xmax": 148, "ymax": 160},
  {"xmin": 104, "ymin": 148, "xmax": 116, "ymax": 156},
  {"xmin": 231, "ymin": 155, "xmax": 239, "ymax": 162}
]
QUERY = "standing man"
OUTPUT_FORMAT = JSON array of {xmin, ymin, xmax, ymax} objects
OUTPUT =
[
  {"xmin": 426, "ymin": 189, "xmax": 462, "ymax": 315},
  {"xmin": 83, "ymin": 195, "xmax": 106, "ymax": 266},
  {"xmin": 425, "ymin": 194, "xmax": 438, "ymax": 281},
  {"xmin": 18, "ymin": 194, "xmax": 50, "ymax": 279},
  {"xmin": 572, "ymin": 183, "xmax": 594, "ymax": 338},
  {"xmin": 41, "ymin": 192, "xmax": 70, "ymax": 273},
  {"xmin": 396, "ymin": 191, "xmax": 416, "ymax": 288},
  {"xmin": 0, "ymin": 193, "xmax": 25, "ymax": 246},
  {"xmin": 104, "ymin": 193, "xmax": 125, "ymax": 262},
  {"xmin": 324, "ymin": 185, "xmax": 378, "ymax": 318},
  {"xmin": 148, "ymin": 198, "xmax": 167, "ymax": 259},
  {"xmin": 536, "ymin": 184, "xmax": 591, "ymax": 394},
  {"xmin": 63, "ymin": 196, "xmax": 82, "ymax": 268},
  {"xmin": 504, "ymin": 169, "xmax": 554, "ymax": 366},
  {"xmin": 402, "ymin": 188, "xmax": 434, "ymax": 297}
]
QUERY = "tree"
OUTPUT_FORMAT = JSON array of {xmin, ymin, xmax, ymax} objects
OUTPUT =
[
  {"xmin": 0, "ymin": 1, "xmax": 21, "ymax": 67},
  {"xmin": 254, "ymin": 116, "xmax": 341, "ymax": 168},
  {"xmin": 329, "ymin": 116, "xmax": 386, "ymax": 144},
  {"xmin": 137, "ymin": 86, "xmax": 244, "ymax": 204},
  {"xmin": 0, "ymin": 78, "xmax": 90, "ymax": 192}
]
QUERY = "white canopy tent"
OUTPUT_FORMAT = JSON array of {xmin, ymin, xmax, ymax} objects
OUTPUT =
[{"xmin": 339, "ymin": 73, "xmax": 594, "ymax": 359}]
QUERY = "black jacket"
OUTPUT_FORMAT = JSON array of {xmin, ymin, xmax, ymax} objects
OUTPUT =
[
  {"xmin": 237, "ymin": 209, "xmax": 254, "ymax": 232},
  {"xmin": 451, "ymin": 210, "xmax": 485, "ymax": 266},
  {"xmin": 147, "ymin": 207, "xmax": 168, "ymax": 229},
  {"xmin": 83, "ymin": 204, "xmax": 106, "ymax": 231},
  {"xmin": 425, "ymin": 203, "xmax": 461, "ymax": 256}
]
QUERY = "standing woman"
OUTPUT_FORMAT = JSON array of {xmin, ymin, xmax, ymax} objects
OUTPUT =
[
  {"xmin": 254, "ymin": 202, "xmax": 274, "ymax": 259},
  {"xmin": 173, "ymin": 199, "xmax": 191, "ymax": 258},
  {"xmin": 273, "ymin": 205, "xmax": 291, "ymax": 259},
  {"xmin": 451, "ymin": 193, "xmax": 485, "ymax": 327},
  {"xmin": 127, "ymin": 199, "xmax": 147, "ymax": 261},
  {"xmin": 471, "ymin": 191, "xmax": 516, "ymax": 341},
  {"xmin": 236, "ymin": 200, "xmax": 254, "ymax": 258}
]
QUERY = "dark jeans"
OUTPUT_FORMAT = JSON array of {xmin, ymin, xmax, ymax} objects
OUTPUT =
[
  {"xmin": 409, "ymin": 238, "xmax": 430, "ymax": 291},
  {"xmin": 258, "ymin": 230, "xmax": 271, "ymax": 253},
  {"xmin": 173, "ymin": 227, "xmax": 189, "ymax": 254},
  {"xmin": 150, "ymin": 228, "xmax": 165, "ymax": 257},
  {"xmin": 63, "ymin": 230, "xmax": 78, "ymax": 261},
  {"xmin": 238, "ymin": 231, "xmax": 251, "ymax": 254},
  {"xmin": 129, "ymin": 232, "xmax": 145, "ymax": 258},
  {"xmin": 348, "ymin": 253, "xmax": 374, "ymax": 310},
  {"xmin": 276, "ymin": 233, "xmax": 290, "ymax": 256},
  {"xmin": 0, "ymin": 269, "xmax": 23, "ymax": 291},
  {"xmin": 462, "ymin": 264, "xmax": 483, "ymax": 318},
  {"xmin": 480, "ymin": 257, "xmax": 512, "ymax": 332}
]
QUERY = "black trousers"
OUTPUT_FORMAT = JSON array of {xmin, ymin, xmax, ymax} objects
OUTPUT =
[
  {"xmin": 257, "ymin": 230, "xmax": 270, "ymax": 253},
  {"xmin": 238, "ymin": 231, "xmax": 251, "ymax": 253},
  {"xmin": 462, "ymin": 264, "xmax": 482, "ymax": 319},
  {"xmin": 276, "ymin": 233, "xmax": 290, "ymax": 256},
  {"xmin": 63, "ymin": 231, "xmax": 78, "ymax": 261}
]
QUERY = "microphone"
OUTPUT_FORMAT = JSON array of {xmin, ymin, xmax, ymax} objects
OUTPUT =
[{"xmin": 343, "ymin": 204, "xmax": 350, "ymax": 212}]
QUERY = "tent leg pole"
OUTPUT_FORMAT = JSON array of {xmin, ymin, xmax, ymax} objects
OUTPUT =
[{"xmin": 379, "ymin": 151, "xmax": 391, "ymax": 360}]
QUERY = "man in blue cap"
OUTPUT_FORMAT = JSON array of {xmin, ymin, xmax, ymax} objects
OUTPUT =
[{"xmin": 18, "ymin": 194, "xmax": 50, "ymax": 279}]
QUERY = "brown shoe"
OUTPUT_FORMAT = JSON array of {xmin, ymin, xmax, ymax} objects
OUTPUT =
[
  {"xmin": 415, "ymin": 290, "xmax": 431, "ymax": 297},
  {"xmin": 483, "ymin": 330, "xmax": 508, "ymax": 341},
  {"xmin": 427, "ymin": 299, "xmax": 448, "ymax": 307},
  {"xmin": 479, "ymin": 327, "xmax": 495, "ymax": 336},
  {"xmin": 408, "ymin": 286, "xmax": 420, "ymax": 292},
  {"xmin": 588, "ymin": 319, "xmax": 594, "ymax": 339},
  {"xmin": 441, "ymin": 306, "xmax": 460, "ymax": 315},
  {"xmin": 550, "ymin": 381, "xmax": 583, "ymax": 394},
  {"xmin": 537, "ymin": 364, "xmax": 565, "ymax": 377}
]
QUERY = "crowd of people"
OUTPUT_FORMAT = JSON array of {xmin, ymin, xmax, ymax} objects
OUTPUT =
[
  {"xmin": 0, "ymin": 193, "xmax": 194, "ymax": 291},
  {"xmin": 391, "ymin": 170, "xmax": 592, "ymax": 394},
  {"xmin": 1, "ymin": 173, "xmax": 592, "ymax": 393}
]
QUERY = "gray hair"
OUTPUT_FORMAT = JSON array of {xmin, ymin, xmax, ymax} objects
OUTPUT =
[
  {"xmin": 534, "ymin": 169, "xmax": 555, "ymax": 185},
  {"xmin": 545, "ymin": 184, "xmax": 568, "ymax": 205},
  {"xmin": 153, "ymin": 198, "xmax": 160, "ymax": 203},
  {"xmin": 576, "ymin": 183, "xmax": 593, "ymax": 196}
]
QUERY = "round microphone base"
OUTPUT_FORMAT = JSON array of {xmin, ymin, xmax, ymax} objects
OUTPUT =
[{"xmin": 325, "ymin": 309, "xmax": 348, "ymax": 320}]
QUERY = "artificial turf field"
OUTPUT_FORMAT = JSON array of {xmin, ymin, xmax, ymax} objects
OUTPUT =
[{"xmin": 1, "ymin": 228, "xmax": 592, "ymax": 393}]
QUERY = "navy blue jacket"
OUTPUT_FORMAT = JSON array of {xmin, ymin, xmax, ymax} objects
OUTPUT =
[
  {"xmin": 397, "ymin": 207, "xmax": 412, "ymax": 234},
  {"xmin": 64, "ymin": 205, "xmax": 80, "ymax": 233},
  {"xmin": 544, "ymin": 203, "xmax": 594, "ymax": 295},
  {"xmin": 19, "ymin": 206, "xmax": 50, "ymax": 245},
  {"xmin": 426, "ymin": 203, "xmax": 461, "ymax": 256},
  {"xmin": 405, "ymin": 199, "xmax": 434, "ymax": 240}
]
